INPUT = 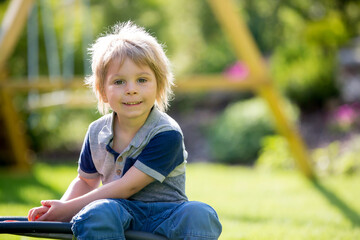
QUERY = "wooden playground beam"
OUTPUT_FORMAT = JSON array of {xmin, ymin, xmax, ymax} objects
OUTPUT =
[
  {"xmin": 0, "ymin": 77, "xmax": 86, "ymax": 92},
  {"xmin": 207, "ymin": 0, "xmax": 315, "ymax": 179},
  {"xmin": 0, "ymin": 75, "xmax": 265, "ymax": 110},
  {"xmin": 0, "ymin": 0, "xmax": 34, "ymax": 171},
  {"xmin": 0, "ymin": 75, "xmax": 266, "ymax": 93},
  {"xmin": 175, "ymin": 75, "xmax": 266, "ymax": 92}
]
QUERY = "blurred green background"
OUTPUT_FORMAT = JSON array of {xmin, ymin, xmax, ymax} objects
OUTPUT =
[
  {"xmin": 0, "ymin": 0, "xmax": 359, "ymax": 175},
  {"xmin": 1, "ymin": 0, "xmax": 360, "ymax": 239}
]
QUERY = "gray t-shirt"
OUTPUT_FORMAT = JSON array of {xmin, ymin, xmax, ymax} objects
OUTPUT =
[{"xmin": 78, "ymin": 108, "xmax": 188, "ymax": 202}]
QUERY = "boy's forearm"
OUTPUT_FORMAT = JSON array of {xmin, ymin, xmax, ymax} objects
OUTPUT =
[
  {"xmin": 61, "ymin": 175, "xmax": 100, "ymax": 201},
  {"xmin": 67, "ymin": 167, "xmax": 154, "ymax": 213},
  {"xmin": 68, "ymin": 177, "xmax": 137, "ymax": 208},
  {"xmin": 62, "ymin": 177, "xmax": 137, "ymax": 218},
  {"xmin": 42, "ymin": 167, "xmax": 153, "ymax": 222}
]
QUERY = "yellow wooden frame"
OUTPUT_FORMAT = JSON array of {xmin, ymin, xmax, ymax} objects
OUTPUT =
[
  {"xmin": 0, "ymin": 0, "xmax": 34, "ymax": 171},
  {"xmin": 207, "ymin": 0, "xmax": 314, "ymax": 178}
]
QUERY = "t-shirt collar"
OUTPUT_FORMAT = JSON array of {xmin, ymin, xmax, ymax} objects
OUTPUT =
[
  {"xmin": 101, "ymin": 107, "xmax": 162, "ymax": 148},
  {"xmin": 131, "ymin": 107, "xmax": 162, "ymax": 148}
]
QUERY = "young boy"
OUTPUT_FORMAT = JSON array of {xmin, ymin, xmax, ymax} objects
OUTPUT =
[{"xmin": 28, "ymin": 22, "xmax": 222, "ymax": 240}]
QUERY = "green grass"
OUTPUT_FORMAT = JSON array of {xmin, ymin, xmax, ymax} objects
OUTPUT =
[{"xmin": 1, "ymin": 163, "xmax": 360, "ymax": 239}]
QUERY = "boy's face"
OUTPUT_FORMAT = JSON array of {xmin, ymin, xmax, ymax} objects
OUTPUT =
[{"xmin": 104, "ymin": 58, "xmax": 157, "ymax": 123}]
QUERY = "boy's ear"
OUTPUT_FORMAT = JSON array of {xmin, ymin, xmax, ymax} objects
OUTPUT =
[
  {"xmin": 99, "ymin": 86, "xmax": 108, "ymax": 103},
  {"xmin": 102, "ymin": 92, "xmax": 108, "ymax": 103}
]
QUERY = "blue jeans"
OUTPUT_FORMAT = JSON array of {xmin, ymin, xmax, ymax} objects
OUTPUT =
[{"xmin": 71, "ymin": 199, "xmax": 222, "ymax": 240}]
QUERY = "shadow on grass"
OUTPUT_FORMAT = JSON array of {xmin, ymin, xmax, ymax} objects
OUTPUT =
[
  {"xmin": 311, "ymin": 179, "xmax": 360, "ymax": 227},
  {"xmin": 0, "ymin": 170, "xmax": 63, "ymax": 205}
]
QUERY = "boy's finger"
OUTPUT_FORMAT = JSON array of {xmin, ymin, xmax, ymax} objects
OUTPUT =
[
  {"xmin": 41, "ymin": 200, "xmax": 51, "ymax": 207},
  {"xmin": 36, "ymin": 212, "xmax": 49, "ymax": 221},
  {"xmin": 27, "ymin": 209, "xmax": 33, "ymax": 221},
  {"xmin": 28, "ymin": 206, "xmax": 48, "ymax": 221},
  {"xmin": 28, "ymin": 209, "xmax": 36, "ymax": 221}
]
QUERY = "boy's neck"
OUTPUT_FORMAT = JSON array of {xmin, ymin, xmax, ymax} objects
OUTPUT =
[
  {"xmin": 114, "ymin": 111, "xmax": 150, "ymax": 134},
  {"xmin": 111, "ymin": 111, "xmax": 150, "ymax": 153}
]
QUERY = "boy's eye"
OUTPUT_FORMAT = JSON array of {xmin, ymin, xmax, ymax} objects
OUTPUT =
[
  {"xmin": 114, "ymin": 79, "xmax": 125, "ymax": 85},
  {"xmin": 138, "ymin": 78, "xmax": 147, "ymax": 83}
]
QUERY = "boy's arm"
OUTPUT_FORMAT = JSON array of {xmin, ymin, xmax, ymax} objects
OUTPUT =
[
  {"xmin": 37, "ymin": 166, "xmax": 154, "ymax": 222},
  {"xmin": 28, "ymin": 174, "xmax": 100, "ymax": 221},
  {"xmin": 61, "ymin": 175, "xmax": 100, "ymax": 201}
]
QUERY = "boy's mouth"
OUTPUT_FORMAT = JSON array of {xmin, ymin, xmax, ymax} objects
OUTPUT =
[{"xmin": 123, "ymin": 101, "xmax": 142, "ymax": 105}]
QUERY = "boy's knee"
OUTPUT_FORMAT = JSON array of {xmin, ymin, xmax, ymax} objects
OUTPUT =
[
  {"xmin": 73, "ymin": 199, "xmax": 120, "ymax": 221},
  {"xmin": 174, "ymin": 201, "xmax": 222, "ymax": 239},
  {"xmin": 71, "ymin": 199, "xmax": 132, "ymax": 238},
  {"xmin": 181, "ymin": 201, "xmax": 218, "ymax": 221}
]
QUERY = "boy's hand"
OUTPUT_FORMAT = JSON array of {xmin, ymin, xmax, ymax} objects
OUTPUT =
[
  {"xmin": 27, "ymin": 205, "xmax": 50, "ymax": 221},
  {"xmin": 36, "ymin": 200, "xmax": 75, "ymax": 222}
]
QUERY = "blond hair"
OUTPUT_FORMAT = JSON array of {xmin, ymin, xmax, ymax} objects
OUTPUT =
[{"xmin": 85, "ymin": 21, "xmax": 174, "ymax": 114}]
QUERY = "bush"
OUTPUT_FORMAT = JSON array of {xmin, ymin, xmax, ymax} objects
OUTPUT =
[
  {"xmin": 270, "ymin": 43, "xmax": 338, "ymax": 109},
  {"xmin": 207, "ymin": 97, "xmax": 298, "ymax": 165},
  {"xmin": 256, "ymin": 134, "xmax": 360, "ymax": 176},
  {"xmin": 256, "ymin": 135, "xmax": 295, "ymax": 170},
  {"xmin": 26, "ymin": 107, "xmax": 100, "ymax": 153},
  {"xmin": 312, "ymin": 136, "xmax": 360, "ymax": 176}
]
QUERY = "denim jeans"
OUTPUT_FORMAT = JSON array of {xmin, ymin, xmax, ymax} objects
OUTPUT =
[{"xmin": 71, "ymin": 199, "xmax": 222, "ymax": 240}]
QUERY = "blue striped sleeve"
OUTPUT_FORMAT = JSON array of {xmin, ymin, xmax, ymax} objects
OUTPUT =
[
  {"xmin": 134, "ymin": 130, "xmax": 184, "ymax": 182},
  {"xmin": 79, "ymin": 131, "xmax": 97, "ymax": 174}
]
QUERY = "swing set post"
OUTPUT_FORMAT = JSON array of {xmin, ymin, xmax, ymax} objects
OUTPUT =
[
  {"xmin": 207, "ymin": 0, "xmax": 315, "ymax": 179},
  {"xmin": 0, "ymin": 0, "xmax": 34, "ymax": 171}
]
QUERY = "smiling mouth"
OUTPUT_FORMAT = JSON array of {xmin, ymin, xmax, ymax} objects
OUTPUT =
[{"xmin": 123, "ymin": 101, "xmax": 142, "ymax": 105}]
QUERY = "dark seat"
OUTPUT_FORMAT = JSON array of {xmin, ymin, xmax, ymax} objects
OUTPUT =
[{"xmin": 0, "ymin": 216, "xmax": 167, "ymax": 240}]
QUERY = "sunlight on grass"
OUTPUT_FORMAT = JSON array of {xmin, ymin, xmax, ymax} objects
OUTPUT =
[
  {"xmin": 33, "ymin": 162, "xmax": 78, "ymax": 194},
  {"xmin": 186, "ymin": 163, "xmax": 360, "ymax": 240},
  {"xmin": 1, "ymin": 162, "xmax": 360, "ymax": 239}
]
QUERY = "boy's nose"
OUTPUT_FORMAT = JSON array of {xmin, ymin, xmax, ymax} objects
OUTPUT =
[{"xmin": 125, "ymin": 82, "xmax": 138, "ymax": 95}]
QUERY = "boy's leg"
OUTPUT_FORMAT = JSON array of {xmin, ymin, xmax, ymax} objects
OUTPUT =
[
  {"xmin": 71, "ymin": 199, "xmax": 133, "ymax": 240},
  {"xmin": 153, "ymin": 201, "xmax": 222, "ymax": 240}
]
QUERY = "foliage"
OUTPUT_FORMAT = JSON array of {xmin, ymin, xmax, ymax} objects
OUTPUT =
[
  {"xmin": 208, "ymin": 98, "xmax": 274, "ymax": 164},
  {"xmin": 207, "ymin": 97, "xmax": 298, "ymax": 165},
  {"xmin": 269, "ymin": 8, "xmax": 347, "ymax": 108},
  {"xmin": 270, "ymin": 42, "xmax": 339, "ymax": 109},
  {"xmin": 268, "ymin": 2, "xmax": 355, "ymax": 109},
  {"xmin": 256, "ymin": 133, "xmax": 360, "ymax": 176},
  {"xmin": 312, "ymin": 136, "xmax": 360, "ymax": 176},
  {"xmin": 4, "ymin": 0, "xmax": 359, "ymax": 77},
  {"xmin": 256, "ymin": 135, "xmax": 295, "ymax": 170},
  {"xmin": 26, "ymin": 107, "xmax": 100, "ymax": 152},
  {"xmin": 304, "ymin": 11, "xmax": 349, "ymax": 48}
]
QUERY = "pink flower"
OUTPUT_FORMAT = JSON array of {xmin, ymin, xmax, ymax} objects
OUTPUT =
[
  {"xmin": 223, "ymin": 62, "xmax": 249, "ymax": 82},
  {"xmin": 335, "ymin": 105, "xmax": 356, "ymax": 123},
  {"xmin": 331, "ymin": 103, "xmax": 360, "ymax": 131}
]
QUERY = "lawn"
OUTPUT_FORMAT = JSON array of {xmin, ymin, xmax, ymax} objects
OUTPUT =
[{"xmin": 0, "ymin": 162, "xmax": 360, "ymax": 239}]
